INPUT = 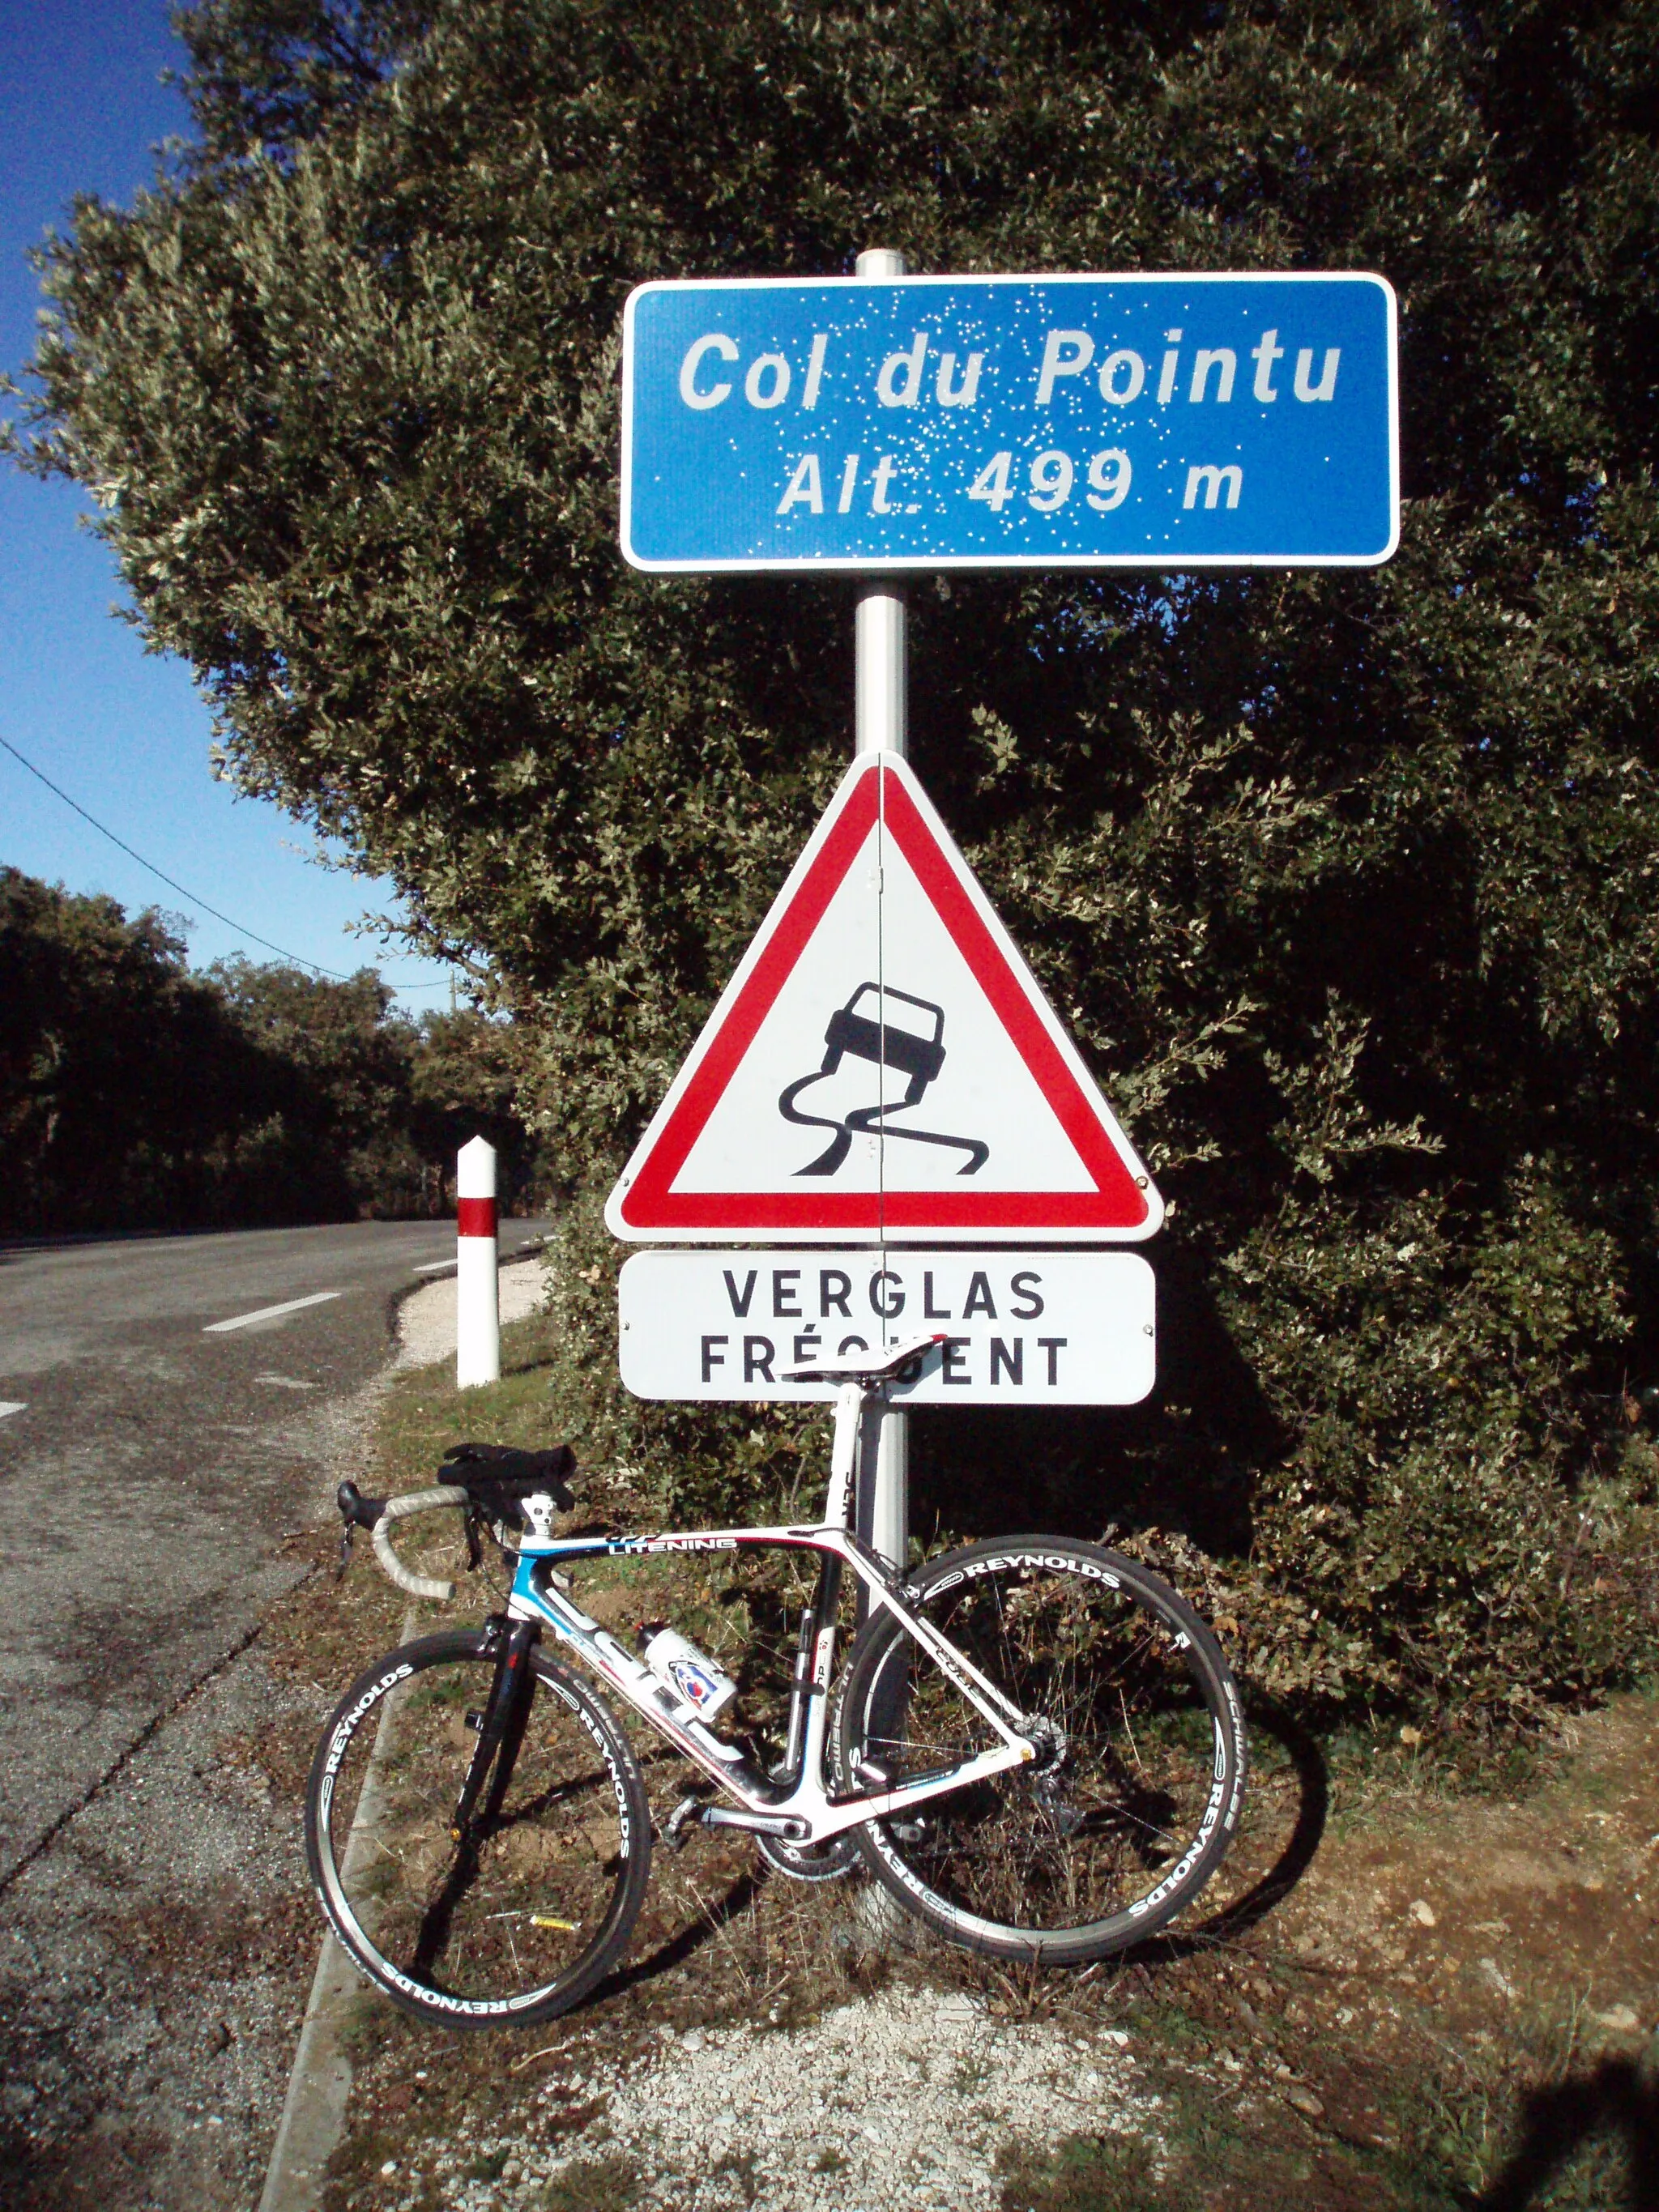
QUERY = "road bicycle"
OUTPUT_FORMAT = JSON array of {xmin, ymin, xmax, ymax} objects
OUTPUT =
[{"xmin": 305, "ymin": 1333, "xmax": 1247, "ymax": 2029}]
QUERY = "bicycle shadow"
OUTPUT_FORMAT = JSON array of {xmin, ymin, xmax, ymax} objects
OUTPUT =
[
  {"xmin": 1125, "ymin": 1689, "xmax": 1329, "ymax": 1965},
  {"xmin": 589, "ymin": 1866, "xmax": 765, "ymax": 2005},
  {"xmin": 1474, "ymin": 2055, "xmax": 1659, "ymax": 2210}
]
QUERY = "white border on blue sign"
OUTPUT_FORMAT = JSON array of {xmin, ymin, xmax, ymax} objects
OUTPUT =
[{"xmin": 619, "ymin": 269, "xmax": 1400, "ymax": 574}]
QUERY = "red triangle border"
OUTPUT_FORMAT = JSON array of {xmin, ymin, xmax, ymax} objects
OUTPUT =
[{"xmin": 616, "ymin": 760, "xmax": 1152, "ymax": 1235}]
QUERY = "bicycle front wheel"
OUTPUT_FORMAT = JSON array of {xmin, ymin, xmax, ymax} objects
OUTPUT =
[
  {"xmin": 836, "ymin": 1539, "xmax": 1247, "ymax": 1963},
  {"xmin": 305, "ymin": 1628, "xmax": 651, "ymax": 2028}
]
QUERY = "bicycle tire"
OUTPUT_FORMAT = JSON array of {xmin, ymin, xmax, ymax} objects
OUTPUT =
[
  {"xmin": 835, "ymin": 1538, "xmax": 1247, "ymax": 1963},
  {"xmin": 305, "ymin": 1627, "xmax": 651, "ymax": 2028}
]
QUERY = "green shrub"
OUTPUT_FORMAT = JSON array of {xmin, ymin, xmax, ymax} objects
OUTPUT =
[{"xmin": 16, "ymin": 0, "xmax": 1659, "ymax": 1721}]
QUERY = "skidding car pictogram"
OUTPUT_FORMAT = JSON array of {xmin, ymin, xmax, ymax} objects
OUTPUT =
[{"xmin": 777, "ymin": 982, "xmax": 989, "ymax": 1178}]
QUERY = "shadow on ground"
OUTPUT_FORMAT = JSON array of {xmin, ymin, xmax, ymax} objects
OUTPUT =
[{"xmin": 1478, "ymin": 2054, "xmax": 1659, "ymax": 2210}]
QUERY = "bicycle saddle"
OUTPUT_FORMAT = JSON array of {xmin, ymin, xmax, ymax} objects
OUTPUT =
[
  {"xmin": 439, "ymin": 1441, "xmax": 578, "ymax": 1522},
  {"xmin": 782, "ymin": 1332, "xmax": 945, "ymax": 1385}
]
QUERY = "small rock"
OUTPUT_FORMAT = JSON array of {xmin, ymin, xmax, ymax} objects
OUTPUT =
[
  {"xmin": 1410, "ymin": 1899, "xmax": 1436, "ymax": 1928},
  {"xmin": 1478, "ymin": 1957, "xmax": 1516, "ymax": 1999},
  {"xmin": 1284, "ymin": 2086, "xmax": 1325, "ymax": 2120},
  {"xmin": 380, "ymin": 2161, "xmax": 397, "ymax": 2176},
  {"xmin": 1594, "ymin": 2005, "xmax": 1642, "ymax": 2032}
]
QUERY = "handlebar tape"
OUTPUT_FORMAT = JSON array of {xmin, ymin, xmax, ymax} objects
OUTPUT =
[{"xmin": 370, "ymin": 1485, "xmax": 470, "ymax": 1602}]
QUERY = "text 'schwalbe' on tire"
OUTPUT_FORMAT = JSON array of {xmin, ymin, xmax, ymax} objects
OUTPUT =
[
  {"xmin": 304, "ymin": 1629, "xmax": 651, "ymax": 2028},
  {"xmin": 837, "ymin": 1539, "xmax": 1247, "ymax": 1964}
]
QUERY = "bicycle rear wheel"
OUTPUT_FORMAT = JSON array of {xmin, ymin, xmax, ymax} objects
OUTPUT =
[
  {"xmin": 305, "ymin": 1627, "xmax": 650, "ymax": 2027},
  {"xmin": 836, "ymin": 1539, "xmax": 1246, "ymax": 1963}
]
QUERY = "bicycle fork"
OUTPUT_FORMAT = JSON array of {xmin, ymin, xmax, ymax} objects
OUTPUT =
[{"xmin": 450, "ymin": 1617, "xmax": 539, "ymax": 1846}]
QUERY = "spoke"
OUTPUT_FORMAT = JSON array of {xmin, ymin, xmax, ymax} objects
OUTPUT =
[
  {"xmin": 866, "ymin": 1558, "xmax": 1222, "ymax": 1937},
  {"xmin": 325, "ymin": 1649, "xmax": 634, "ymax": 2011},
  {"xmin": 987, "ymin": 1578, "xmax": 1020, "ymax": 1698}
]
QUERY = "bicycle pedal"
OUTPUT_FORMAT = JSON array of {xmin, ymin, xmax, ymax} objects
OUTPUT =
[{"xmin": 663, "ymin": 1795, "xmax": 707, "ymax": 1851}]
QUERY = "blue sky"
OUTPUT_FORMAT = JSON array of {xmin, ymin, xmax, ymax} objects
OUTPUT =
[{"xmin": 1, "ymin": 0, "xmax": 461, "ymax": 1005}]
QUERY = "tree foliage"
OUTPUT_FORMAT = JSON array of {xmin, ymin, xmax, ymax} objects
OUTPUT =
[
  {"xmin": 0, "ymin": 868, "xmax": 543, "ymax": 1230},
  {"xmin": 11, "ymin": 0, "xmax": 1659, "ymax": 1719}
]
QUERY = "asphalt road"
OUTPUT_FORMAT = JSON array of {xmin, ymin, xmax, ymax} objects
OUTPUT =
[{"xmin": 0, "ymin": 1221, "xmax": 546, "ymax": 1891}]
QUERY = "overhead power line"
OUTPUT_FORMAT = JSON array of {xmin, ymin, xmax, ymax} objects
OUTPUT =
[{"xmin": 0, "ymin": 731, "xmax": 455, "ymax": 991}]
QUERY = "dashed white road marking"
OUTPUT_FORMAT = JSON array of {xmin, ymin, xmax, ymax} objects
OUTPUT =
[
  {"xmin": 203, "ymin": 1291, "xmax": 343, "ymax": 1335},
  {"xmin": 0, "ymin": 1403, "xmax": 25, "ymax": 1420},
  {"xmin": 412, "ymin": 1259, "xmax": 456, "ymax": 1276}
]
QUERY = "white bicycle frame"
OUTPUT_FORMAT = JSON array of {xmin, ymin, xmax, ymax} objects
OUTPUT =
[{"xmin": 499, "ymin": 1380, "xmax": 1038, "ymax": 1844}]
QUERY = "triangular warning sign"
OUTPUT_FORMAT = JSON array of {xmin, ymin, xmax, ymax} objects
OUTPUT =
[{"xmin": 606, "ymin": 752, "xmax": 1162, "ymax": 1242}]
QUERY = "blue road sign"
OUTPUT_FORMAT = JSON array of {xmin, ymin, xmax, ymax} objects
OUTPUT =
[{"xmin": 621, "ymin": 272, "xmax": 1397, "ymax": 573}]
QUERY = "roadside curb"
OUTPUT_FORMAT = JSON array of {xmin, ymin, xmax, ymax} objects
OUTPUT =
[
  {"xmin": 257, "ymin": 1253, "xmax": 552, "ymax": 2207},
  {"xmin": 258, "ymin": 1599, "xmax": 418, "ymax": 2212},
  {"xmin": 255, "ymin": 1935, "xmax": 363, "ymax": 2212}
]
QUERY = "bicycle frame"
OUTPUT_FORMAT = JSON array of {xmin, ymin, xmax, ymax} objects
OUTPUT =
[{"xmin": 500, "ymin": 1383, "xmax": 1037, "ymax": 1844}]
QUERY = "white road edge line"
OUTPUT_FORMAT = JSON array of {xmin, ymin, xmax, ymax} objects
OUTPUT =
[
  {"xmin": 0, "ymin": 1403, "xmax": 25, "ymax": 1419},
  {"xmin": 411, "ymin": 1259, "xmax": 456, "ymax": 1275},
  {"xmin": 203, "ymin": 1291, "xmax": 343, "ymax": 1335}
]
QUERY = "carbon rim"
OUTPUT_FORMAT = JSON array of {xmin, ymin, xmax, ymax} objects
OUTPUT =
[
  {"xmin": 838, "ymin": 1541, "xmax": 1246, "ymax": 1960},
  {"xmin": 305, "ymin": 1630, "xmax": 650, "ymax": 2025}
]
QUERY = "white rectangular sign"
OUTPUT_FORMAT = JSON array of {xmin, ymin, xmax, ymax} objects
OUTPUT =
[{"xmin": 618, "ymin": 1248, "xmax": 1154, "ymax": 1406}]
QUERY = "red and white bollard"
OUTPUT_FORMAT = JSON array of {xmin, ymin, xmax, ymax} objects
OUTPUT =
[{"xmin": 456, "ymin": 1136, "xmax": 500, "ymax": 1388}]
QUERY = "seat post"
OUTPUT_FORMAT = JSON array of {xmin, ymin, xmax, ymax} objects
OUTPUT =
[{"xmin": 825, "ymin": 1382, "xmax": 867, "ymax": 1529}]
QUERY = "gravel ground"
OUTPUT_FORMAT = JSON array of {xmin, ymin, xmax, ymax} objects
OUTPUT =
[
  {"xmin": 0, "ymin": 1354, "xmax": 394, "ymax": 2212},
  {"xmin": 0, "ymin": 1258, "xmax": 550, "ymax": 2212},
  {"xmin": 388, "ymin": 1993, "xmax": 1154, "ymax": 2212},
  {"xmin": 394, "ymin": 1262, "xmax": 546, "ymax": 1370},
  {"xmin": 0, "ymin": 1634, "xmax": 326, "ymax": 2210}
]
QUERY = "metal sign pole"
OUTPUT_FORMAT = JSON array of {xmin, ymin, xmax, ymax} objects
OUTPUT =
[{"xmin": 854, "ymin": 244, "xmax": 908, "ymax": 1572}]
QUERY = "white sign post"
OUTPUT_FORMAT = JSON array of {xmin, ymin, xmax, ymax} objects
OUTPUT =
[
  {"xmin": 456, "ymin": 1135, "xmax": 500, "ymax": 1389},
  {"xmin": 608, "ymin": 276, "xmax": 1167, "ymax": 1568},
  {"xmin": 608, "ymin": 240, "xmax": 1392, "ymax": 1556},
  {"xmin": 855, "ymin": 247, "xmax": 910, "ymax": 1568}
]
